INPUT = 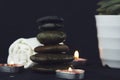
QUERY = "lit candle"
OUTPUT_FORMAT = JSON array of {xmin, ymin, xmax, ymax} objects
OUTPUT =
[
  {"xmin": 56, "ymin": 67, "xmax": 85, "ymax": 79},
  {"xmin": 73, "ymin": 50, "xmax": 87, "ymax": 61},
  {"xmin": 72, "ymin": 50, "xmax": 87, "ymax": 68},
  {"xmin": 0, "ymin": 61, "xmax": 24, "ymax": 73}
]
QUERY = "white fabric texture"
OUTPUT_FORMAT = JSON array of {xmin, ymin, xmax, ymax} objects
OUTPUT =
[{"xmin": 7, "ymin": 37, "xmax": 42, "ymax": 68}]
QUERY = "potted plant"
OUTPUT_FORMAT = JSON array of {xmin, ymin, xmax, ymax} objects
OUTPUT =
[{"xmin": 95, "ymin": 0, "xmax": 120, "ymax": 68}]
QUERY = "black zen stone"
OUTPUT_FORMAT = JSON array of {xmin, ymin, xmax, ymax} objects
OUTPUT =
[
  {"xmin": 34, "ymin": 44, "xmax": 69, "ymax": 53},
  {"xmin": 37, "ymin": 31, "xmax": 66, "ymax": 45}
]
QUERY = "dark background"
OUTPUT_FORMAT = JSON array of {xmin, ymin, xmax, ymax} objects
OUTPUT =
[{"xmin": 0, "ymin": 0, "xmax": 101, "ymax": 66}]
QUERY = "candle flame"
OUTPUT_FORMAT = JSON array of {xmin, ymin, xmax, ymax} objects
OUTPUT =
[
  {"xmin": 74, "ymin": 50, "xmax": 79, "ymax": 60},
  {"xmin": 9, "ymin": 61, "xmax": 15, "ymax": 66},
  {"xmin": 68, "ymin": 67, "xmax": 72, "ymax": 71},
  {"xmin": 10, "ymin": 61, "xmax": 14, "ymax": 64}
]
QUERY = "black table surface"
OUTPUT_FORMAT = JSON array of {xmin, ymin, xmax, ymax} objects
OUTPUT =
[{"xmin": 0, "ymin": 66, "xmax": 120, "ymax": 80}]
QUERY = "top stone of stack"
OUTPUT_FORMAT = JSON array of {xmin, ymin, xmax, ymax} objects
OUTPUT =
[{"xmin": 36, "ymin": 16, "xmax": 64, "ymax": 31}]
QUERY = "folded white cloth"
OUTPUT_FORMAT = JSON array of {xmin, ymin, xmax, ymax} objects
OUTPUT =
[{"xmin": 7, "ymin": 37, "xmax": 42, "ymax": 68}]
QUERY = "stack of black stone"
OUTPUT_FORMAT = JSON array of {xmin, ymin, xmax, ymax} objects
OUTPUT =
[{"xmin": 30, "ymin": 16, "xmax": 73, "ymax": 72}]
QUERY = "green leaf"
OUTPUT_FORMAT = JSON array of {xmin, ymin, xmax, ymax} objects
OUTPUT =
[
  {"xmin": 101, "ymin": 0, "xmax": 120, "ymax": 8},
  {"xmin": 106, "ymin": 4, "xmax": 120, "ymax": 14}
]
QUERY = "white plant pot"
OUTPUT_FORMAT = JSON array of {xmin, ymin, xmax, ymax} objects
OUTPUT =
[{"xmin": 95, "ymin": 15, "xmax": 120, "ymax": 68}]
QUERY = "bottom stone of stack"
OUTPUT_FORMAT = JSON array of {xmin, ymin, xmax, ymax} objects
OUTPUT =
[{"xmin": 30, "ymin": 63, "xmax": 71, "ymax": 73}]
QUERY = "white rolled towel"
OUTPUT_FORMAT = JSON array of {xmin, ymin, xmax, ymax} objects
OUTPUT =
[{"xmin": 7, "ymin": 37, "xmax": 43, "ymax": 68}]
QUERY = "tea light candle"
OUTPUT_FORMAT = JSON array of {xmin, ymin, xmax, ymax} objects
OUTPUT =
[
  {"xmin": 0, "ymin": 61, "xmax": 24, "ymax": 73},
  {"xmin": 56, "ymin": 67, "xmax": 85, "ymax": 79},
  {"xmin": 72, "ymin": 50, "xmax": 87, "ymax": 68}
]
